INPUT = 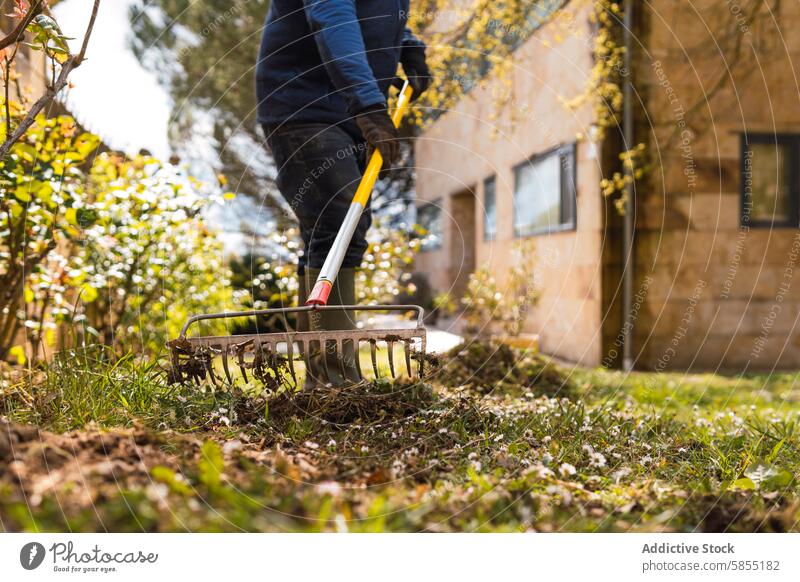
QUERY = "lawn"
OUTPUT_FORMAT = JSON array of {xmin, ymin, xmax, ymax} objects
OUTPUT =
[{"xmin": 1, "ymin": 341, "xmax": 798, "ymax": 532}]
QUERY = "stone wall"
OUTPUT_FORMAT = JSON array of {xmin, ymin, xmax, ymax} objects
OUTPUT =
[{"xmin": 635, "ymin": 0, "xmax": 800, "ymax": 370}]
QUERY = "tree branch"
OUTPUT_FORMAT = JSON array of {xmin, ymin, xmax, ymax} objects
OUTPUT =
[{"xmin": 0, "ymin": 0, "xmax": 100, "ymax": 161}]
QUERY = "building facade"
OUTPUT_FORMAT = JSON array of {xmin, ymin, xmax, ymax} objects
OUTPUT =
[{"xmin": 414, "ymin": 0, "xmax": 800, "ymax": 371}]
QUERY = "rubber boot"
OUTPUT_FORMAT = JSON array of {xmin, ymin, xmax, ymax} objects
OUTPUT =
[{"xmin": 305, "ymin": 267, "xmax": 362, "ymax": 387}]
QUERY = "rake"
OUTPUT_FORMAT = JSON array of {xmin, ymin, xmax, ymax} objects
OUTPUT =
[{"xmin": 167, "ymin": 81, "xmax": 426, "ymax": 387}]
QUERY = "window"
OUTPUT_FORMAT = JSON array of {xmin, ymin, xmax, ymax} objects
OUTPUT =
[
  {"xmin": 417, "ymin": 201, "xmax": 443, "ymax": 251},
  {"xmin": 513, "ymin": 144, "xmax": 576, "ymax": 236},
  {"xmin": 483, "ymin": 176, "xmax": 497, "ymax": 241},
  {"xmin": 741, "ymin": 134, "xmax": 800, "ymax": 228}
]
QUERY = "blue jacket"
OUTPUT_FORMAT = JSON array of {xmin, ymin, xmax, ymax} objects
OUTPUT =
[{"xmin": 255, "ymin": 0, "xmax": 422, "ymax": 136}]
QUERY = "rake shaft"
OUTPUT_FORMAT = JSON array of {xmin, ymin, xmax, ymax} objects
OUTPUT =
[{"xmin": 306, "ymin": 82, "xmax": 414, "ymax": 306}]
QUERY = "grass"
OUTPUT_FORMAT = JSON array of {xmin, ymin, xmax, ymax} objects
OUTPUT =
[{"xmin": 0, "ymin": 341, "xmax": 798, "ymax": 532}]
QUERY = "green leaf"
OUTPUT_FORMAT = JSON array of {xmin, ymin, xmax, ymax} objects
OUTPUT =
[
  {"xmin": 74, "ymin": 133, "xmax": 100, "ymax": 157},
  {"xmin": 9, "ymin": 345, "xmax": 27, "ymax": 366},
  {"xmin": 14, "ymin": 186, "xmax": 31, "ymax": 203},
  {"xmin": 730, "ymin": 477, "xmax": 756, "ymax": 491},
  {"xmin": 764, "ymin": 470, "xmax": 794, "ymax": 490},
  {"xmin": 13, "ymin": 143, "xmax": 37, "ymax": 162},
  {"xmin": 65, "ymin": 207, "xmax": 78, "ymax": 226},
  {"xmin": 76, "ymin": 207, "xmax": 98, "ymax": 227},
  {"xmin": 79, "ymin": 284, "xmax": 98, "ymax": 303},
  {"xmin": 767, "ymin": 439, "xmax": 785, "ymax": 463}
]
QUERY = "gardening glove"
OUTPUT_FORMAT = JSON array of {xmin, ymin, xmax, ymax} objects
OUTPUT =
[
  {"xmin": 398, "ymin": 43, "xmax": 431, "ymax": 101},
  {"xmin": 355, "ymin": 104, "xmax": 400, "ymax": 167}
]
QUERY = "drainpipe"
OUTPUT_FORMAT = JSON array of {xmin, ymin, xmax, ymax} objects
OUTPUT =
[{"xmin": 621, "ymin": 0, "xmax": 635, "ymax": 371}]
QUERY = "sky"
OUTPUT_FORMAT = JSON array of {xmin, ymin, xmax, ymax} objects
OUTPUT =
[{"xmin": 53, "ymin": 0, "xmax": 172, "ymax": 158}]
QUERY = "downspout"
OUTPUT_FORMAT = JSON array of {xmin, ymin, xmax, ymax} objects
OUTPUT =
[{"xmin": 621, "ymin": 0, "xmax": 635, "ymax": 371}]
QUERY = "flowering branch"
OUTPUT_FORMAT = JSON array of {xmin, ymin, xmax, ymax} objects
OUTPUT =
[
  {"xmin": 0, "ymin": 0, "xmax": 100, "ymax": 160},
  {"xmin": 0, "ymin": 0, "xmax": 47, "ymax": 51}
]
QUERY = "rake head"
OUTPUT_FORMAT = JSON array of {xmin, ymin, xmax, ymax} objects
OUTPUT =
[{"xmin": 166, "ymin": 305, "xmax": 427, "ymax": 388}]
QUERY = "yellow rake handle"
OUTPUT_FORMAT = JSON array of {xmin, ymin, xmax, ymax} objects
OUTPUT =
[{"xmin": 306, "ymin": 81, "xmax": 414, "ymax": 306}]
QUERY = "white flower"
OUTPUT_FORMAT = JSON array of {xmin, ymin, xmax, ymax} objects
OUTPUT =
[
  {"xmin": 589, "ymin": 452, "xmax": 607, "ymax": 468},
  {"xmin": 559, "ymin": 463, "xmax": 577, "ymax": 477}
]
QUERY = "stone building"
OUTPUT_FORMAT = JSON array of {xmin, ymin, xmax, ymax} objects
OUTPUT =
[{"xmin": 413, "ymin": 0, "xmax": 800, "ymax": 371}]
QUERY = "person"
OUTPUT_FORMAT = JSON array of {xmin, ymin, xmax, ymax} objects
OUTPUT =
[{"xmin": 256, "ymin": 0, "xmax": 431, "ymax": 387}]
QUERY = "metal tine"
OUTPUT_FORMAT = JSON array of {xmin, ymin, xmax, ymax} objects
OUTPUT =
[
  {"xmin": 370, "ymin": 340, "xmax": 379, "ymax": 379},
  {"xmin": 336, "ymin": 338, "xmax": 346, "ymax": 378},
  {"xmin": 270, "ymin": 340, "xmax": 284, "ymax": 386},
  {"xmin": 387, "ymin": 339, "xmax": 396, "ymax": 378},
  {"xmin": 354, "ymin": 339, "xmax": 364, "ymax": 381},
  {"xmin": 403, "ymin": 340, "xmax": 412, "ymax": 378},
  {"xmin": 253, "ymin": 339, "xmax": 263, "ymax": 377},
  {"xmin": 261, "ymin": 339, "xmax": 271, "ymax": 378},
  {"xmin": 321, "ymin": 339, "xmax": 332, "ymax": 384},
  {"xmin": 204, "ymin": 354, "xmax": 218, "ymax": 387},
  {"xmin": 236, "ymin": 346, "xmax": 249, "ymax": 384},
  {"xmin": 285, "ymin": 337, "xmax": 297, "ymax": 385},
  {"xmin": 419, "ymin": 336, "xmax": 426, "ymax": 376},
  {"xmin": 221, "ymin": 348, "xmax": 233, "ymax": 385},
  {"xmin": 302, "ymin": 339, "xmax": 313, "ymax": 384}
]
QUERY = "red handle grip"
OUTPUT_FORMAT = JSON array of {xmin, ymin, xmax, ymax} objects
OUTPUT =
[{"xmin": 305, "ymin": 280, "xmax": 333, "ymax": 306}]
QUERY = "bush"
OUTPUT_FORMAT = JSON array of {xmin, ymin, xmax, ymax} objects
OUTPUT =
[
  {"xmin": 1, "ymin": 107, "xmax": 239, "ymax": 361},
  {"xmin": 461, "ymin": 240, "xmax": 540, "ymax": 336}
]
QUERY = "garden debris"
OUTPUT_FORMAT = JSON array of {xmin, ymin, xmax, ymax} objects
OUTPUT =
[
  {"xmin": 265, "ymin": 379, "xmax": 437, "ymax": 429},
  {"xmin": 435, "ymin": 340, "xmax": 572, "ymax": 396},
  {"xmin": 0, "ymin": 419, "xmax": 184, "ymax": 509}
]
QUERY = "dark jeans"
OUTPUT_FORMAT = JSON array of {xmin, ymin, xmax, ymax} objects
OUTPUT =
[{"xmin": 263, "ymin": 123, "xmax": 370, "ymax": 274}]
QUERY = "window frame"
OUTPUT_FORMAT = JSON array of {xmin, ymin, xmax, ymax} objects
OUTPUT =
[
  {"xmin": 512, "ymin": 143, "xmax": 577, "ymax": 237},
  {"xmin": 483, "ymin": 175, "xmax": 497, "ymax": 241},
  {"xmin": 740, "ymin": 133, "xmax": 800, "ymax": 229},
  {"xmin": 416, "ymin": 199, "xmax": 444, "ymax": 252}
]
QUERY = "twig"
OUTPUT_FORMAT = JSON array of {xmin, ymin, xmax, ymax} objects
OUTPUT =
[
  {"xmin": 0, "ymin": 0, "xmax": 100, "ymax": 160},
  {"xmin": 0, "ymin": 0, "xmax": 46, "ymax": 51}
]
